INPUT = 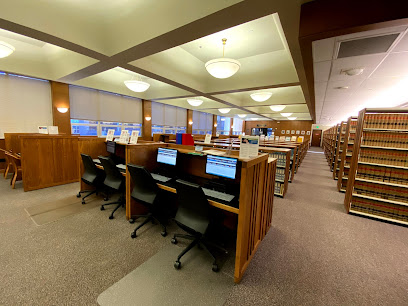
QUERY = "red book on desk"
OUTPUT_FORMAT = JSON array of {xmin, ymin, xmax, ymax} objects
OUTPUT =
[{"xmin": 182, "ymin": 134, "xmax": 194, "ymax": 146}]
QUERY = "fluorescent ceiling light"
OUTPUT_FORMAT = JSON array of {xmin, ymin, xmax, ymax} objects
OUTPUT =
[
  {"xmin": 238, "ymin": 114, "xmax": 247, "ymax": 118},
  {"xmin": 219, "ymin": 108, "xmax": 231, "ymax": 114},
  {"xmin": 280, "ymin": 113, "xmax": 293, "ymax": 117},
  {"xmin": 0, "ymin": 41, "xmax": 15, "ymax": 58},
  {"xmin": 124, "ymin": 80, "xmax": 150, "ymax": 92},
  {"xmin": 187, "ymin": 99, "xmax": 203, "ymax": 107},
  {"xmin": 288, "ymin": 117, "xmax": 297, "ymax": 120},
  {"xmin": 205, "ymin": 39, "xmax": 240, "ymax": 79},
  {"xmin": 269, "ymin": 105, "xmax": 286, "ymax": 112},
  {"xmin": 250, "ymin": 92, "xmax": 272, "ymax": 102}
]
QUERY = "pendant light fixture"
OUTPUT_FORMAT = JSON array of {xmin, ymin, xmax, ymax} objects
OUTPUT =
[
  {"xmin": 270, "ymin": 105, "xmax": 286, "ymax": 112},
  {"xmin": 124, "ymin": 74, "xmax": 150, "ymax": 93},
  {"xmin": 238, "ymin": 114, "xmax": 247, "ymax": 118},
  {"xmin": 205, "ymin": 38, "xmax": 240, "ymax": 79},
  {"xmin": 187, "ymin": 98, "xmax": 203, "ymax": 107},
  {"xmin": 218, "ymin": 108, "xmax": 231, "ymax": 114},
  {"xmin": 0, "ymin": 41, "xmax": 15, "ymax": 58},
  {"xmin": 280, "ymin": 112, "xmax": 293, "ymax": 117},
  {"xmin": 288, "ymin": 117, "xmax": 297, "ymax": 120},
  {"xmin": 250, "ymin": 92, "xmax": 272, "ymax": 102}
]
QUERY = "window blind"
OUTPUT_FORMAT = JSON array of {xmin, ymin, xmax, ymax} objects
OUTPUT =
[
  {"xmin": 152, "ymin": 102, "xmax": 187, "ymax": 127},
  {"xmin": 233, "ymin": 118, "xmax": 243, "ymax": 132},
  {"xmin": 0, "ymin": 74, "xmax": 52, "ymax": 138},
  {"xmin": 192, "ymin": 111, "xmax": 213, "ymax": 130}
]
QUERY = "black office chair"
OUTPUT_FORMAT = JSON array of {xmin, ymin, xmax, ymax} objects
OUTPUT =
[
  {"xmin": 127, "ymin": 164, "xmax": 167, "ymax": 238},
  {"xmin": 99, "ymin": 156, "xmax": 126, "ymax": 219},
  {"xmin": 171, "ymin": 179, "xmax": 220, "ymax": 272},
  {"xmin": 76, "ymin": 154, "xmax": 106, "ymax": 204}
]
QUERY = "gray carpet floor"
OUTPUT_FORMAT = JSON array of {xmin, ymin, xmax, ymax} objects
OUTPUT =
[{"xmin": 0, "ymin": 148, "xmax": 407, "ymax": 305}]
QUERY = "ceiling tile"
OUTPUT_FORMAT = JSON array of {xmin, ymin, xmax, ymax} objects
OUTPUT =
[
  {"xmin": 393, "ymin": 31, "xmax": 408, "ymax": 52},
  {"xmin": 312, "ymin": 38, "xmax": 335, "ymax": 62},
  {"xmin": 313, "ymin": 61, "xmax": 331, "ymax": 82},
  {"xmin": 370, "ymin": 52, "xmax": 408, "ymax": 78}
]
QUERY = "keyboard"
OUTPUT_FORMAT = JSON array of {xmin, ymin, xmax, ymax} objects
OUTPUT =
[
  {"xmin": 93, "ymin": 158, "xmax": 101, "ymax": 164},
  {"xmin": 202, "ymin": 188, "xmax": 235, "ymax": 202},
  {"xmin": 151, "ymin": 173, "xmax": 172, "ymax": 183},
  {"xmin": 116, "ymin": 164, "xmax": 126, "ymax": 171}
]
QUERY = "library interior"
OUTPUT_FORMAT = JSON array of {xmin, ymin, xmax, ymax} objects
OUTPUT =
[{"xmin": 0, "ymin": 1, "xmax": 407, "ymax": 305}]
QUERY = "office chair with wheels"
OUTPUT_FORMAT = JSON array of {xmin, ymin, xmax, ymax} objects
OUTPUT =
[
  {"xmin": 76, "ymin": 154, "xmax": 106, "ymax": 204},
  {"xmin": 171, "ymin": 179, "xmax": 221, "ymax": 272},
  {"xmin": 99, "ymin": 156, "xmax": 126, "ymax": 219},
  {"xmin": 127, "ymin": 164, "xmax": 167, "ymax": 238}
]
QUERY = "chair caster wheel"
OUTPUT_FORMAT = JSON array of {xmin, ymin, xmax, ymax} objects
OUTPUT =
[
  {"xmin": 161, "ymin": 231, "xmax": 167, "ymax": 237},
  {"xmin": 129, "ymin": 219, "xmax": 135, "ymax": 224},
  {"xmin": 100, "ymin": 206, "xmax": 105, "ymax": 211},
  {"xmin": 131, "ymin": 232, "xmax": 137, "ymax": 239},
  {"xmin": 109, "ymin": 215, "xmax": 114, "ymax": 220},
  {"xmin": 212, "ymin": 264, "xmax": 219, "ymax": 272},
  {"xmin": 171, "ymin": 238, "xmax": 177, "ymax": 244},
  {"xmin": 76, "ymin": 193, "xmax": 81, "ymax": 198},
  {"xmin": 174, "ymin": 261, "xmax": 181, "ymax": 270},
  {"xmin": 82, "ymin": 201, "xmax": 86, "ymax": 205}
]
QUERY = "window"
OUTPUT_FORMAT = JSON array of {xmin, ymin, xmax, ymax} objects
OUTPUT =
[
  {"xmin": 151, "ymin": 102, "xmax": 187, "ymax": 136},
  {"xmin": 70, "ymin": 119, "xmax": 98, "ymax": 136},
  {"xmin": 70, "ymin": 119, "xmax": 142, "ymax": 137},
  {"xmin": 192, "ymin": 111, "xmax": 212, "ymax": 135},
  {"xmin": 217, "ymin": 116, "xmax": 231, "ymax": 135},
  {"xmin": 232, "ymin": 118, "xmax": 244, "ymax": 135},
  {"xmin": 123, "ymin": 123, "xmax": 142, "ymax": 135}
]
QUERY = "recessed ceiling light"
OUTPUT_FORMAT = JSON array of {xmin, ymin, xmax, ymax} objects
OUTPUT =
[
  {"xmin": 269, "ymin": 105, "xmax": 286, "ymax": 112},
  {"xmin": 0, "ymin": 41, "xmax": 15, "ymax": 58},
  {"xmin": 280, "ymin": 113, "xmax": 293, "ymax": 117},
  {"xmin": 218, "ymin": 108, "xmax": 231, "ymax": 114},
  {"xmin": 238, "ymin": 114, "xmax": 247, "ymax": 118},
  {"xmin": 341, "ymin": 68, "xmax": 365, "ymax": 76},
  {"xmin": 124, "ymin": 80, "xmax": 150, "ymax": 92},
  {"xmin": 250, "ymin": 92, "xmax": 273, "ymax": 102},
  {"xmin": 187, "ymin": 98, "xmax": 203, "ymax": 107}
]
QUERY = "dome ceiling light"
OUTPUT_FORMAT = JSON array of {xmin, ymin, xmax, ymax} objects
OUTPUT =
[
  {"xmin": 250, "ymin": 92, "xmax": 272, "ymax": 102},
  {"xmin": 341, "ymin": 68, "xmax": 365, "ymax": 76},
  {"xmin": 187, "ymin": 98, "xmax": 203, "ymax": 107},
  {"xmin": 280, "ymin": 113, "xmax": 293, "ymax": 117},
  {"xmin": 205, "ymin": 38, "xmax": 240, "ymax": 79},
  {"xmin": 269, "ymin": 105, "xmax": 286, "ymax": 112},
  {"xmin": 238, "ymin": 114, "xmax": 247, "ymax": 118},
  {"xmin": 0, "ymin": 41, "xmax": 15, "ymax": 58},
  {"xmin": 218, "ymin": 108, "xmax": 231, "ymax": 114},
  {"xmin": 288, "ymin": 117, "xmax": 297, "ymax": 120},
  {"xmin": 124, "ymin": 80, "xmax": 150, "ymax": 93}
]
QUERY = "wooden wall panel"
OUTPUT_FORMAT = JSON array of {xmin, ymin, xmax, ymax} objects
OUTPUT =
[
  {"xmin": 244, "ymin": 120, "xmax": 313, "ymax": 141},
  {"xmin": 142, "ymin": 100, "xmax": 152, "ymax": 140},
  {"xmin": 20, "ymin": 135, "xmax": 79, "ymax": 191},
  {"xmin": 187, "ymin": 109, "xmax": 193, "ymax": 134},
  {"xmin": 51, "ymin": 81, "xmax": 71, "ymax": 135},
  {"xmin": 4, "ymin": 133, "xmax": 39, "ymax": 153},
  {"xmin": 212, "ymin": 115, "xmax": 217, "ymax": 136}
]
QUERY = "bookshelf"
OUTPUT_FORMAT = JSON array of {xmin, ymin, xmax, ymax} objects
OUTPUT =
[
  {"xmin": 323, "ymin": 126, "xmax": 336, "ymax": 166},
  {"xmin": 259, "ymin": 147, "xmax": 291, "ymax": 197},
  {"xmin": 344, "ymin": 108, "xmax": 408, "ymax": 225},
  {"xmin": 333, "ymin": 121, "xmax": 347, "ymax": 180},
  {"xmin": 337, "ymin": 117, "xmax": 357, "ymax": 192}
]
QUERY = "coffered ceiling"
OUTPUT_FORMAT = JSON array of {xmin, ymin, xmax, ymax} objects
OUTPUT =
[{"xmin": 0, "ymin": 0, "xmax": 313, "ymax": 121}]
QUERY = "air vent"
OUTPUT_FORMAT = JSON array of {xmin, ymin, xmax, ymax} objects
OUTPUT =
[{"xmin": 337, "ymin": 34, "xmax": 399, "ymax": 58}]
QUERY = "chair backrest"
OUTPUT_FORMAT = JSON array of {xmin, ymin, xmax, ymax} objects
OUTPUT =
[
  {"xmin": 80, "ymin": 154, "xmax": 103, "ymax": 186},
  {"xmin": 127, "ymin": 163, "xmax": 159, "ymax": 205},
  {"xmin": 98, "ymin": 156, "xmax": 124, "ymax": 191},
  {"xmin": 175, "ymin": 179, "xmax": 210, "ymax": 235}
]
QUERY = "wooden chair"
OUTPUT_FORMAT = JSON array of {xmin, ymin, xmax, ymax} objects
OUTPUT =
[
  {"xmin": 5, "ymin": 152, "xmax": 22, "ymax": 189},
  {"xmin": 1, "ymin": 148, "xmax": 13, "ymax": 179}
]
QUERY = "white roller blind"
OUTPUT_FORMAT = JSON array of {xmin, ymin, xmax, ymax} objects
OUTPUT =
[
  {"xmin": 233, "ymin": 118, "xmax": 243, "ymax": 132},
  {"xmin": 192, "ymin": 111, "xmax": 212, "ymax": 130},
  {"xmin": 199, "ymin": 112, "xmax": 207, "ymax": 129},
  {"xmin": 153, "ymin": 102, "xmax": 187, "ymax": 127},
  {"xmin": 164, "ymin": 105, "xmax": 177, "ymax": 126},
  {"xmin": 0, "ymin": 74, "xmax": 52, "ymax": 137},
  {"xmin": 206, "ymin": 114, "xmax": 213, "ymax": 130},
  {"xmin": 176, "ymin": 108, "xmax": 187, "ymax": 127},
  {"xmin": 192, "ymin": 111, "xmax": 200, "ymax": 129},
  {"xmin": 70, "ymin": 85, "xmax": 142, "ymax": 123},
  {"xmin": 152, "ymin": 102, "xmax": 164, "ymax": 125}
]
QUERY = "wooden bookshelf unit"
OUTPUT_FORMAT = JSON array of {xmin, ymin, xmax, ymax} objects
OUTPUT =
[
  {"xmin": 333, "ymin": 121, "xmax": 347, "ymax": 180},
  {"xmin": 337, "ymin": 117, "xmax": 357, "ymax": 192}
]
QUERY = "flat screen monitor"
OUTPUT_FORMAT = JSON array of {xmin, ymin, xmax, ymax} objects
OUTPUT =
[
  {"xmin": 107, "ymin": 141, "xmax": 116, "ymax": 154},
  {"xmin": 157, "ymin": 148, "xmax": 177, "ymax": 166},
  {"xmin": 206, "ymin": 155, "xmax": 237, "ymax": 180}
]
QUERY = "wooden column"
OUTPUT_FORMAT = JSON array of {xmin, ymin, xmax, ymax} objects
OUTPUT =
[
  {"xmin": 142, "ymin": 100, "xmax": 152, "ymax": 140},
  {"xmin": 212, "ymin": 115, "xmax": 217, "ymax": 136},
  {"xmin": 187, "ymin": 110, "xmax": 193, "ymax": 134},
  {"xmin": 242, "ymin": 120, "xmax": 246, "ymax": 134},
  {"xmin": 51, "ymin": 81, "xmax": 71, "ymax": 135},
  {"xmin": 230, "ymin": 118, "xmax": 234, "ymax": 136}
]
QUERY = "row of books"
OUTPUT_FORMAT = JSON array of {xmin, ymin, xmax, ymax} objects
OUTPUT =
[
  {"xmin": 363, "ymin": 114, "xmax": 408, "ymax": 130},
  {"xmin": 269, "ymin": 153, "xmax": 287, "ymax": 167},
  {"xmin": 274, "ymin": 182, "xmax": 283, "ymax": 195},
  {"xmin": 354, "ymin": 181, "xmax": 408, "ymax": 204},
  {"xmin": 351, "ymin": 198, "xmax": 408, "ymax": 222},
  {"xmin": 359, "ymin": 149, "xmax": 408, "ymax": 167},
  {"xmin": 356, "ymin": 164, "xmax": 408, "ymax": 185},
  {"xmin": 362, "ymin": 131, "xmax": 408, "ymax": 148},
  {"xmin": 275, "ymin": 168, "xmax": 285, "ymax": 181}
]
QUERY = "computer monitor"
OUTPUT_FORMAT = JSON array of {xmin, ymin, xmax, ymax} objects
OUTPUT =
[
  {"xmin": 206, "ymin": 155, "xmax": 237, "ymax": 180},
  {"xmin": 157, "ymin": 148, "xmax": 177, "ymax": 166},
  {"xmin": 106, "ymin": 141, "xmax": 116, "ymax": 154}
]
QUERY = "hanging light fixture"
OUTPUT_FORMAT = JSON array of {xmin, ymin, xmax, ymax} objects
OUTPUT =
[
  {"xmin": 187, "ymin": 98, "xmax": 203, "ymax": 107},
  {"xmin": 205, "ymin": 38, "xmax": 240, "ymax": 79},
  {"xmin": 250, "ymin": 92, "xmax": 272, "ymax": 102},
  {"xmin": 124, "ymin": 74, "xmax": 150, "ymax": 93},
  {"xmin": 288, "ymin": 117, "xmax": 297, "ymax": 120},
  {"xmin": 270, "ymin": 105, "xmax": 286, "ymax": 112},
  {"xmin": 238, "ymin": 114, "xmax": 247, "ymax": 118},
  {"xmin": 281, "ymin": 113, "xmax": 293, "ymax": 117},
  {"xmin": 218, "ymin": 108, "xmax": 231, "ymax": 114},
  {"xmin": 0, "ymin": 41, "xmax": 15, "ymax": 58}
]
